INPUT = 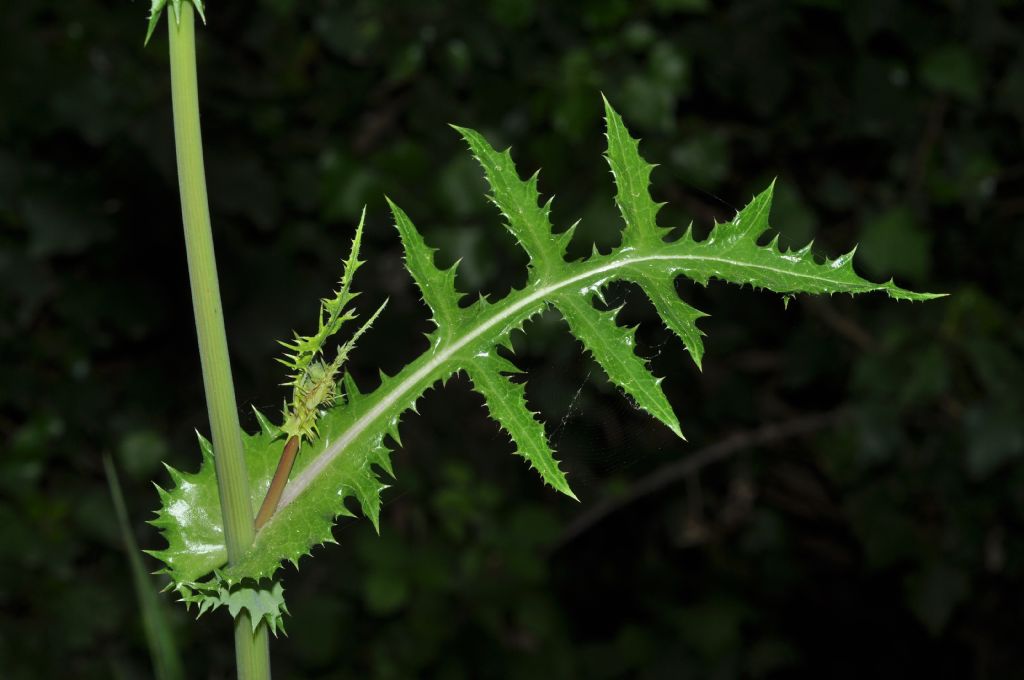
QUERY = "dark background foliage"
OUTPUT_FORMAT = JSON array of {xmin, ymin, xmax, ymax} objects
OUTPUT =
[{"xmin": 2, "ymin": 0, "xmax": 1023, "ymax": 677}]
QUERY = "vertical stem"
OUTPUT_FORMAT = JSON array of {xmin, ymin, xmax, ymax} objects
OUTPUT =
[{"xmin": 166, "ymin": 5, "xmax": 271, "ymax": 679}]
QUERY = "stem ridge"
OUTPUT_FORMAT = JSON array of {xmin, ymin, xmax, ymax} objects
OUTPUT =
[{"xmin": 166, "ymin": 6, "xmax": 272, "ymax": 679}]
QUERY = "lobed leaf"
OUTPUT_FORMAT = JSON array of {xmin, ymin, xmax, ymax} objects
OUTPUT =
[
  {"xmin": 454, "ymin": 126, "xmax": 573, "ymax": 272},
  {"xmin": 151, "ymin": 99, "xmax": 942, "ymax": 596},
  {"xmin": 553, "ymin": 293, "xmax": 682, "ymax": 438},
  {"xmin": 466, "ymin": 351, "xmax": 575, "ymax": 499},
  {"xmin": 602, "ymin": 94, "xmax": 673, "ymax": 248},
  {"xmin": 176, "ymin": 579, "xmax": 288, "ymax": 637},
  {"xmin": 633, "ymin": 276, "xmax": 708, "ymax": 370},
  {"xmin": 387, "ymin": 197, "xmax": 464, "ymax": 333}
]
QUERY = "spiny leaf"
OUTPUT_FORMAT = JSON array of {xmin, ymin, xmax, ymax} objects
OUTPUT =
[
  {"xmin": 278, "ymin": 209, "xmax": 385, "ymax": 442},
  {"xmin": 633, "ymin": 276, "xmax": 708, "ymax": 370},
  {"xmin": 667, "ymin": 183, "xmax": 943, "ymax": 300},
  {"xmin": 602, "ymin": 94, "xmax": 673, "ymax": 248},
  {"xmin": 149, "ymin": 402, "xmax": 396, "ymax": 584},
  {"xmin": 455, "ymin": 126, "xmax": 573, "ymax": 271},
  {"xmin": 176, "ymin": 579, "xmax": 288, "ymax": 637},
  {"xmin": 151, "ymin": 99, "xmax": 942, "ymax": 592},
  {"xmin": 554, "ymin": 293, "xmax": 682, "ymax": 439},
  {"xmin": 277, "ymin": 210, "xmax": 366, "ymax": 384},
  {"xmin": 466, "ymin": 351, "xmax": 576, "ymax": 498},
  {"xmin": 387, "ymin": 197, "xmax": 464, "ymax": 332}
]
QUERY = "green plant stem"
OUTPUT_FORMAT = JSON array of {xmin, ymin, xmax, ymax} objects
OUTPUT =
[{"xmin": 166, "ymin": 5, "xmax": 271, "ymax": 679}]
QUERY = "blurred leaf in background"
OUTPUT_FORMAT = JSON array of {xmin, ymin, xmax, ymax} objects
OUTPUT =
[{"xmin": 103, "ymin": 454, "xmax": 183, "ymax": 680}]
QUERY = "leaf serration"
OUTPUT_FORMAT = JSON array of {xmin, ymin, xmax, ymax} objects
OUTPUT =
[{"xmin": 150, "ymin": 99, "xmax": 942, "ymax": 595}]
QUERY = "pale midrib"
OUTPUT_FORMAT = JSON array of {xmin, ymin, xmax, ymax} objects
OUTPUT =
[{"xmin": 277, "ymin": 250, "xmax": 875, "ymax": 512}]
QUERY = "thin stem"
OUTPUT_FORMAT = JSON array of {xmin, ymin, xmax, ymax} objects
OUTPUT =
[
  {"xmin": 255, "ymin": 436, "xmax": 300, "ymax": 530},
  {"xmin": 166, "ymin": 5, "xmax": 271, "ymax": 679}
]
